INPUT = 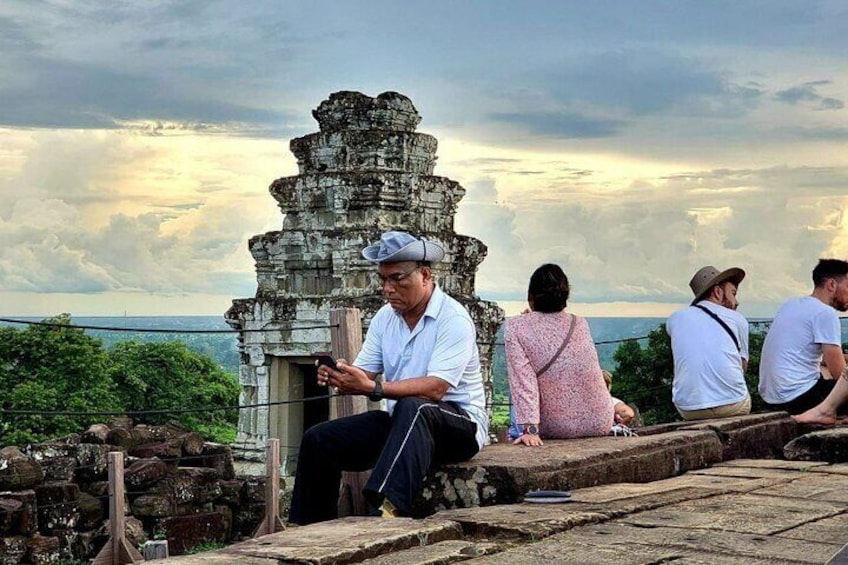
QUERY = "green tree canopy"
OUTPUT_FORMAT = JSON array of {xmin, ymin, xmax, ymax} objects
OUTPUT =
[
  {"xmin": 0, "ymin": 314, "xmax": 121, "ymax": 445},
  {"xmin": 107, "ymin": 341, "xmax": 239, "ymax": 441},
  {"xmin": 0, "ymin": 315, "xmax": 239, "ymax": 446}
]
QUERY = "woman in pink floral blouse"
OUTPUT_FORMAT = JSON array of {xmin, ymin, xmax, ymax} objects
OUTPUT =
[{"xmin": 505, "ymin": 263, "xmax": 615, "ymax": 446}]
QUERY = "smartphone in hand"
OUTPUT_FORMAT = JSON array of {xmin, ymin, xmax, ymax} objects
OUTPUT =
[{"xmin": 314, "ymin": 354, "xmax": 338, "ymax": 371}]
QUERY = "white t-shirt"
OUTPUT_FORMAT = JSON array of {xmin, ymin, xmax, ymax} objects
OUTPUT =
[
  {"xmin": 758, "ymin": 296, "xmax": 842, "ymax": 404},
  {"xmin": 354, "ymin": 285, "xmax": 488, "ymax": 448},
  {"xmin": 666, "ymin": 301, "xmax": 750, "ymax": 411}
]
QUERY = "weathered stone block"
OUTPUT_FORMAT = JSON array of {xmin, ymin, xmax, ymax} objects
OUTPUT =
[
  {"xmin": 233, "ymin": 501, "xmax": 265, "ymax": 538},
  {"xmin": 26, "ymin": 534, "xmax": 60, "ymax": 565},
  {"xmin": 129, "ymin": 439, "xmax": 182, "ymax": 460},
  {"xmin": 80, "ymin": 424, "xmax": 110, "ymax": 444},
  {"xmin": 0, "ymin": 447, "xmax": 43, "ymax": 491},
  {"xmin": 0, "ymin": 491, "xmax": 35, "ymax": 536},
  {"xmin": 0, "ymin": 499, "xmax": 23, "ymax": 536},
  {"xmin": 125, "ymin": 458, "xmax": 170, "ymax": 489},
  {"xmin": 0, "ymin": 535, "xmax": 27, "ymax": 564},
  {"xmin": 156, "ymin": 467, "xmax": 222, "ymax": 505},
  {"xmin": 76, "ymin": 492, "xmax": 104, "ymax": 530},
  {"xmin": 241, "ymin": 476, "xmax": 266, "ymax": 503},
  {"xmin": 201, "ymin": 443, "xmax": 235, "ymax": 480},
  {"xmin": 132, "ymin": 493, "xmax": 176, "ymax": 518},
  {"xmin": 681, "ymin": 412, "xmax": 796, "ymax": 461},
  {"xmin": 417, "ymin": 430, "xmax": 723, "ymax": 516},
  {"xmin": 215, "ymin": 479, "xmax": 243, "ymax": 506},
  {"xmin": 74, "ymin": 444, "xmax": 114, "ymax": 481},
  {"xmin": 34, "ymin": 482, "xmax": 80, "ymax": 505},
  {"xmin": 154, "ymin": 511, "xmax": 228, "ymax": 555},
  {"xmin": 784, "ymin": 427, "xmax": 848, "ymax": 462}
]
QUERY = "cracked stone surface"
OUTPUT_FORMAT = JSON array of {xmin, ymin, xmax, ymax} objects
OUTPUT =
[{"xmin": 154, "ymin": 454, "xmax": 848, "ymax": 564}]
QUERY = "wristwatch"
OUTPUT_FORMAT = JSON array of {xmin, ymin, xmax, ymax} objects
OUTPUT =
[
  {"xmin": 524, "ymin": 423, "xmax": 539, "ymax": 435},
  {"xmin": 368, "ymin": 380, "xmax": 384, "ymax": 402}
]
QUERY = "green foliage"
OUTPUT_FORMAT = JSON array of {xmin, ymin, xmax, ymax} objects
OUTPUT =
[
  {"xmin": 491, "ymin": 392, "xmax": 510, "ymax": 428},
  {"xmin": 0, "ymin": 315, "xmax": 121, "ymax": 444},
  {"xmin": 611, "ymin": 324, "xmax": 770, "ymax": 425},
  {"xmin": 612, "ymin": 326, "xmax": 677, "ymax": 425},
  {"xmin": 185, "ymin": 540, "xmax": 229, "ymax": 554},
  {"xmin": 107, "ymin": 341, "xmax": 239, "ymax": 443},
  {"xmin": 1, "ymin": 315, "xmax": 238, "ymax": 446}
]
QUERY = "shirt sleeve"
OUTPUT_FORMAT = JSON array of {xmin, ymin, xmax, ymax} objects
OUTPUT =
[
  {"xmin": 504, "ymin": 318, "xmax": 541, "ymax": 426},
  {"xmin": 354, "ymin": 307, "xmax": 386, "ymax": 374},
  {"xmin": 737, "ymin": 314, "xmax": 750, "ymax": 360},
  {"xmin": 812, "ymin": 309, "xmax": 842, "ymax": 346},
  {"xmin": 426, "ymin": 312, "xmax": 476, "ymax": 386}
]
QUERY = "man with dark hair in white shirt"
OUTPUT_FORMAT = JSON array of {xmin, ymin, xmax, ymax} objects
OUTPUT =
[{"xmin": 761, "ymin": 258, "xmax": 848, "ymax": 417}]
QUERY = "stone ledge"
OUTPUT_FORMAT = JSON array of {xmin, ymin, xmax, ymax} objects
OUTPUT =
[
  {"xmin": 159, "ymin": 517, "xmax": 462, "ymax": 565},
  {"xmin": 417, "ymin": 413, "xmax": 797, "ymax": 516},
  {"xmin": 416, "ymin": 429, "xmax": 723, "ymax": 516}
]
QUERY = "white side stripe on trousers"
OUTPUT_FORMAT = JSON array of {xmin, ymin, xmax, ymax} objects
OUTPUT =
[{"xmin": 377, "ymin": 403, "xmax": 474, "ymax": 494}]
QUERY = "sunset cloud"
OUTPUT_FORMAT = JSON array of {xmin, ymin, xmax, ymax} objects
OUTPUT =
[{"xmin": 1, "ymin": 1, "xmax": 847, "ymax": 316}]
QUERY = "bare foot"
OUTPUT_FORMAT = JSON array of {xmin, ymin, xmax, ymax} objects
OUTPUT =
[{"xmin": 792, "ymin": 406, "xmax": 839, "ymax": 426}]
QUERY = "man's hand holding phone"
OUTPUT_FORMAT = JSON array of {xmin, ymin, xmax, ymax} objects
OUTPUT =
[{"xmin": 314, "ymin": 354, "xmax": 374, "ymax": 396}]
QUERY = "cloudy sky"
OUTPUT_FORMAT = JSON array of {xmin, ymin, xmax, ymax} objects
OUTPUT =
[{"xmin": 1, "ymin": 1, "xmax": 847, "ymax": 318}]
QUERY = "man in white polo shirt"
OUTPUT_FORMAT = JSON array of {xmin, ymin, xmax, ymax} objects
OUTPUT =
[
  {"xmin": 759, "ymin": 259, "xmax": 848, "ymax": 415},
  {"xmin": 667, "ymin": 265, "xmax": 750, "ymax": 420},
  {"xmin": 288, "ymin": 231, "xmax": 487, "ymax": 525}
]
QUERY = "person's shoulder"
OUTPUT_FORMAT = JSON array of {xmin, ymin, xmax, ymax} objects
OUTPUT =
[
  {"xmin": 370, "ymin": 303, "xmax": 396, "ymax": 325},
  {"xmin": 667, "ymin": 305, "xmax": 694, "ymax": 325},
  {"xmin": 439, "ymin": 291, "xmax": 471, "ymax": 317},
  {"xmin": 726, "ymin": 307, "xmax": 749, "ymax": 326},
  {"xmin": 436, "ymin": 291, "xmax": 475, "ymax": 328},
  {"xmin": 668, "ymin": 306, "xmax": 690, "ymax": 320}
]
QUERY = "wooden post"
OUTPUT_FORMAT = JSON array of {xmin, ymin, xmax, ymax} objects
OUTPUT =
[
  {"xmin": 329, "ymin": 307, "xmax": 370, "ymax": 516},
  {"xmin": 253, "ymin": 438, "xmax": 284, "ymax": 536},
  {"xmin": 92, "ymin": 452, "xmax": 144, "ymax": 565}
]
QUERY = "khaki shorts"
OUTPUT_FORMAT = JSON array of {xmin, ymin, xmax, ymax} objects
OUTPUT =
[{"xmin": 676, "ymin": 394, "xmax": 752, "ymax": 421}]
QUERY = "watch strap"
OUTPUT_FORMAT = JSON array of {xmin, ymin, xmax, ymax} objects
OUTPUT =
[
  {"xmin": 368, "ymin": 380, "xmax": 383, "ymax": 402},
  {"xmin": 523, "ymin": 423, "xmax": 539, "ymax": 435}
]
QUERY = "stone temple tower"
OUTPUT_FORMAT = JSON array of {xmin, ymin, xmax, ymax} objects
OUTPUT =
[{"xmin": 225, "ymin": 91, "xmax": 504, "ymax": 472}]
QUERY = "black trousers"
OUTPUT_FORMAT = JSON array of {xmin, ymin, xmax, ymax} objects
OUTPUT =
[
  {"xmin": 288, "ymin": 396, "xmax": 479, "ymax": 525},
  {"xmin": 764, "ymin": 377, "xmax": 837, "ymax": 415}
]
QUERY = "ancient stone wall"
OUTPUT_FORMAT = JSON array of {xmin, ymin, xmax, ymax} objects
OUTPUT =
[
  {"xmin": 0, "ymin": 422, "xmax": 277, "ymax": 563},
  {"xmin": 226, "ymin": 91, "xmax": 504, "ymax": 462}
]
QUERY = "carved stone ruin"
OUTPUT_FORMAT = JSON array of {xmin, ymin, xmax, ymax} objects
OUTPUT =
[{"xmin": 225, "ymin": 91, "xmax": 504, "ymax": 473}]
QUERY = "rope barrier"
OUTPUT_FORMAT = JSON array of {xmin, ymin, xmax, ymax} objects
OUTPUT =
[
  {"xmin": 0, "ymin": 393, "xmax": 332, "ymax": 417},
  {"xmin": 0, "ymin": 317, "xmax": 338, "ymax": 334}
]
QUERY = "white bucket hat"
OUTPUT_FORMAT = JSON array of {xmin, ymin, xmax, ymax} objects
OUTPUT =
[{"xmin": 362, "ymin": 231, "xmax": 444, "ymax": 264}]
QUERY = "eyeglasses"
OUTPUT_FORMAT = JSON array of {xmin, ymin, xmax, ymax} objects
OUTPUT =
[{"xmin": 374, "ymin": 266, "xmax": 420, "ymax": 287}]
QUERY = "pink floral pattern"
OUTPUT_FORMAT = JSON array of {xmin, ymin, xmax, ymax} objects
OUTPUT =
[{"xmin": 505, "ymin": 311, "xmax": 614, "ymax": 438}]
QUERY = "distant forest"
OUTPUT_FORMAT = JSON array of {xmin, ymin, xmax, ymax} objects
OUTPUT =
[{"xmin": 2, "ymin": 316, "xmax": 242, "ymax": 374}]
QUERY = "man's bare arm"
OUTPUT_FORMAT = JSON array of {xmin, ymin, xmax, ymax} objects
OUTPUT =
[
  {"xmin": 322, "ymin": 360, "xmax": 449, "ymax": 401},
  {"xmin": 822, "ymin": 344, "xmax": 846, "ymax": 380},
  {"xmin": 381, "ymin": 376, "xmax": 449, "ymax": 402}
]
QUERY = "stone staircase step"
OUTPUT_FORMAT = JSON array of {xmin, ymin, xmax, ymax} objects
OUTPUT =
[
  {"xmin": 158, "ymin": 517, "xmax": 462, "ymax": 564},
  {"xmin": 358, "ymin": 539, "xmax": 507, "ymax": 564}
]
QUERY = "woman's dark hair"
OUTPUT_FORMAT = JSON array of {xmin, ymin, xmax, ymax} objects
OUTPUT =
[{"xmin": 528, "ymin": 263, "xmax": 570, "ymax": 313}]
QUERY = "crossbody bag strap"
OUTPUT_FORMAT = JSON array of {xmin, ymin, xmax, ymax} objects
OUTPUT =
[
  {"xmin": 537, "ymin": 314, "xmax": 578, "ymax": 377},
  {"xmin": 693, "ymin": 304, "xmax": 741, "ymax": 352}
]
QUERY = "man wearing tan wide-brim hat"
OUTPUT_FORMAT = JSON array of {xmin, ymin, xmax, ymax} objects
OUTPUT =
[{"xmin": 666, "ymin": 265, "xmax": 751, "ymax": 421}]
